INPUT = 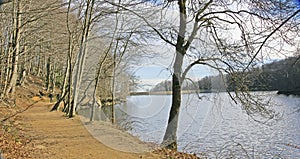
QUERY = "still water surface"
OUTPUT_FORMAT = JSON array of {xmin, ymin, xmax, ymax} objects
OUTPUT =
[{"xmin": 114, "ymin": 92, "xmax": 300, "ymax": 158}]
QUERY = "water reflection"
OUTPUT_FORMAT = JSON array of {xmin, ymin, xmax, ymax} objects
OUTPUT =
[
  {"xmin": 115, "ymin": 93, "xmax": 300, "ymax": 158},
  {"xmin": 78, "ymin": 93, "xmax": 300, "ymax": 158}
]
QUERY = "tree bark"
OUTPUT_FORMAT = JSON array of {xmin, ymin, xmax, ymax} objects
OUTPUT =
[
  {"xmin": 36, "ymin": 47, "xmax": 41, "ymax": 76},
  {"xmin": 71, "ymin": 0, "xmax": 95, "ymax": 118},
  {"xmin": 6, "ymin": 0, "xmax": 21, "ymax": 96},
  {"xmin": 162, "ymin": 0, "xmax": 187, "ymax": 150},
  {"xmin": 162, "ymin": 52, "xmax": 184, "ymax": 150},
  {"xmin": 1, "ymin": 47, "xmax": 11, "ymax": 98},
  {"xmin": 51, "ymin": 59, "xmax": 70, "ymax": 111},
  {"xmin": 46, "ymin": 56, "xmax": 51, "ymax": 91},
  {"xmin": 51, "ymin": 63, "xmax": 56, "ymax": 92}
]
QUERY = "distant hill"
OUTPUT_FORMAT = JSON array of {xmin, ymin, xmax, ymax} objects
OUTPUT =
[
  {"xmin": 205, "ymin": 56, "xmax": 300, "ymax": 95},
  {"xmin": 256, "ymin": 56, "xmax": 300, "ymax": 95},
  {"xmin": 151, "ymin": 56, "xmax": 300, "ymax": 96}
]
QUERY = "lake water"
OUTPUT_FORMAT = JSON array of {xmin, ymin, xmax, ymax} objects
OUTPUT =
[{"xmin": 113, "ymin": 92, "xmax": 300, "ymax": 158}]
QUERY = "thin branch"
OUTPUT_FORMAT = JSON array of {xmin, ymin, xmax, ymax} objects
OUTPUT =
[
  {"xmin": 197, "ymin": 10, "xmax": 270, "ymax": 22},
  {"xmin": 244, "ymin": 9, "xmax": 300, "ymax": 72},
  {"xmin": 103, "ymin": 0, "xmax": 176, "ymax": 47}
]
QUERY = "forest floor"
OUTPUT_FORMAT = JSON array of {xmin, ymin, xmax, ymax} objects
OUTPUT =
[{"xmin": 0, "ymin": 76, "xmax": 200, "ymax": 159}]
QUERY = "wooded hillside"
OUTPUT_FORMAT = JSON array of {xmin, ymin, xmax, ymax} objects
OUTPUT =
[{"xmin": 152, "ymin": 56, "xmax": 300, "ymax": 95}]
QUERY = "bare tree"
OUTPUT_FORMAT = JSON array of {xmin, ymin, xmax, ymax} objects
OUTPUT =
[
  {"xmin": 70, "ymin": 0, "xmax": 96, "ymax": 117},
  {"xmin": 51, "ymin": 0, "xmax": 82, "ymax": 113},
  {"xmin": 0, "ymin": 0, "xmax": 70, "ymax": 99},
  {"xmin": 5, "ymin": 0, "xmax": 22, "ymax": 96},
  {"xmin": 105, "ymin": 0, "xmax": 300, "ymax": 149},
  {"xmin": 68, "ymin": 0, "xmax": 152, "ymax": 121}
]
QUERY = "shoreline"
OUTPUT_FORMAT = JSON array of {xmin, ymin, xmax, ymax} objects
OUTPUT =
[
  {"xmin": 1, "ymin": 97, "xmax": 201, "ymax": 159},
  {"xmin": 79, "ymin": 115, "xmax": 158, "ymax": 153},
  {"xmin": 0, "ymin": 77, "xmax": 201, "ymax": 159},
  {"xmin": 1, "ymin": 96, "xmax": 157, "ymax": 158}
]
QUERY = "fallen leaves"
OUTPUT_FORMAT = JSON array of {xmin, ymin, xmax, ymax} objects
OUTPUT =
[
  {"xmin": 0, "ymin": 99, "xmax": 37, "ymax": 158},
  {"xmin": 153, "ymin": 148, "xmax": 204, "ymax": 159},
  {"xmin": 0, "ymin": 117, "xmax": 35, "ymax": 159}
]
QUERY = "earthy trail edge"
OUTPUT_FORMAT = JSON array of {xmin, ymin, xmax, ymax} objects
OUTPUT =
[{"xmin": 1, "ymin": 101, "xmax": 39, "ymax": 123}]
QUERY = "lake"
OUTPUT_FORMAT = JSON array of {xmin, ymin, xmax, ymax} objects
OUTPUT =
[
  {"xmin": 114, "ymin": 92, "xmax": 300, "ymax": 158},
  {"xmin": 79, "ymin": 92, "xmax": 300, "ymax": 158}
]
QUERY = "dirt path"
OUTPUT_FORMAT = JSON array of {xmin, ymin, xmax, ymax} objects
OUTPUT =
[
  {"xmin": 1, "ymin": 77, "xmax": 200, "ymax": 159},
  {"xmin": 19, "ymin": 100, "xmax": 158, "ymax": 159}
]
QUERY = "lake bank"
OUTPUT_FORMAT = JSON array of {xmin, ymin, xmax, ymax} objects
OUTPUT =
[
  {"xmin": 0, "ymin": 78, "xmax": 202, "ymax": 159},
  {"xmin": 277, "ymin": 89, "xmax": 300, "ymax": 96},
  {"xmin": 1, "ymin": 98, "xmax": 157, "ymax": 158},
  {"xmin": 130, "ymin": 90, "xmax": 199, "ymax": 96},
  {"xmin": 0, "ymin": 77, "xmax": 157, "ymax": 158}
]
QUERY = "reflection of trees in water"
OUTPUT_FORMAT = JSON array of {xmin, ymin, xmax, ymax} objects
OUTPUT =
[
  {"xmin": 117, "ymin": 116, "xmax": 150, "ymax": 133},
  {"xmin": 113, "ymin": 94, "xmax": 300, "ymax": 158},
  {"xmin": 78, "ymin": 106, "xmax": 111, "ymax": 122},
  {"xmin": 115, "ymin": 107, "xmax": 144, "ymax": 132}
]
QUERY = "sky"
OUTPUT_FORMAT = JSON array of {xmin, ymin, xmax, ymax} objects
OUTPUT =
[
  {"xmin": 138, "ymin": 65, "xmax": 217, "ymax": 89},
  {"xmin": 126, "ymin": 0, "xmax": 300, "ymax": 91},
  {"xmin": 130, "ymin": 56, "xmax": 219, "ymax": 91},
  {"xmin": 127, "ymin": 39, "xmax": 219, "ymax": 91}
]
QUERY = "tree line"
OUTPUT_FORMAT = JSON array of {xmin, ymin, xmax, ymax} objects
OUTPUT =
[
  {"xmin": 213, "ymin": 56, "xmax": 300, "ymax": 95},
  {"xmin": 0, "ymin": 0, "xmax": 141, "ymax": 119},
  {"xmin": 153, "ymin": 56, "xmax": 300, "ymax": 95},
  {"xmin": 201, "ymin": 56, "xmax": 300, "ymax": 95}
]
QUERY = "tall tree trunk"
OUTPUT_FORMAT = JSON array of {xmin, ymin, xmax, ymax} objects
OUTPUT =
[
  {"xmin": 162, "ymin": 0, "xmax": 187, "ymax": 150},
  {"xmin": 0, "ymin": 41, "xmax": 4, "ymax": 97},
  {"xmin": 162, "ymin": 52, "xmax": 184, "ymax": 150},
  {"xmin": 71, "ymin": 0, "xmax": 95, "ymax": 118},
  {"xmin": 90, "ymin": 66, "xmax": 101, "ymax": 121},
  {"xmin": 19, "ymin": 69, "xmax": 26, "ymax": 86},
  {"xmin": 51, "ymin": 63, "xmax": 56, "ymax": 92},
  {"xmin": 67, "ymin": 53, "xmax": 73, "ymax": 116},
  {"xmin": 36, "ymin": 47, "xmax": 41, "ymax": 76},
  {"xmin": 51, "ymin": 59, "xmax": 70, "ymax": 111},
  {"xmin": 89, "ymin": 45, "xmax": 111, "ymax": 121},
  {"xmin": 46, "ymin": 56, "xmax": 51, "ymax": 91},
  {"xmin": 19, "ymin": 46, "xmax": 27, "ymax": 86},
  {"xmin": 61, "ymin": 59, "xmax": 70, "ymax": 96},
  {"xmin": 1, "ymin": 47, "xmax": 11, "ymax": 98},
  {"xmin": 43, "ymin": 54, "xmax": 46, "ymax": 78},
  {"xmin": 6, "ymin": 0, "xmax": 21, "ymax": 96},
  {"xmin": 110, "ymin": 40, "xmax": 118, "ymax": 124}
]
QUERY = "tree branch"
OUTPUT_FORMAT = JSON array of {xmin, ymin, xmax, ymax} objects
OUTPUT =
[
  {"xmin": 197, "ymin": 10, "xmax": 270, "ymax": 22},
  {"xmin": 103, "ymin": 0, "xmax": 176, "ymax": 47},
  {"xmin": 244, "ymin": 9, "xmax": 300, "ymax": 72}
]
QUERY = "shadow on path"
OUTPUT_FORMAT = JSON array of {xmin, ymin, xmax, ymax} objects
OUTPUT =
[{"xmin": 1, "ymin": 100, "xmax": 40, "ymax": 123}]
